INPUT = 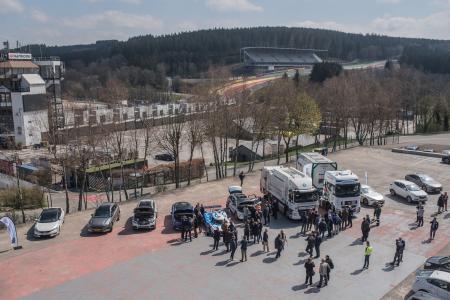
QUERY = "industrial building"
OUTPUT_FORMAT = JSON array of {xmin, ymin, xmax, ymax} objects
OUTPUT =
[
  {"xmin": 240, "ymin": 47, "xmax": 327, "ymax": 72},
  {"xmin": 0, "ymin": 52, "xmax": 64, "ymax": 147}
]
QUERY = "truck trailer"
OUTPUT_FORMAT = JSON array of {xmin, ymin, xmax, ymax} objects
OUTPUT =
[
  {"xmin": 260, "ymin": 166, "xmax": 317, "ymax": 220},
  {"xmin": 296, "ymin": 152, "xmax": 337, "ymax": 190}
]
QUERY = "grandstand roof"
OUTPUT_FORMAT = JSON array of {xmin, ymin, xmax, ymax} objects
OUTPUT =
[{"xmin": 241, "ymin": 47, "xmax": 326, "ymax": 67}]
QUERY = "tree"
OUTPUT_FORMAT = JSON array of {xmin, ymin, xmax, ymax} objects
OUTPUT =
[
  {"xmin": 310, "ymin": 62, "xmax": 343, "ymax": 83},
  {"xmin": 186, "ymin": 116, "xmax": 205, "ymax": 185}
]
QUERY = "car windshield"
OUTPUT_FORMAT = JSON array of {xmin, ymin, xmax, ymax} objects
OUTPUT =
[
  {"xmin": 94, "ymin": 206, "xmax": 111, "ymax": 217},
  {"xmin": 362, "ymin": 187, "xmax": 371, "ymax": 194},
  {"xmin": 292, "ymin": 191, "xmax": 316, "ymax": 203},
  {"xmin": 419, "ymin": 175, "xmax": 433, "ymax": 182},
  {"xmin": 39, "ymin": 210, "xmax": 59, "ymax": 223},
  {"xmin": 439, "ymin": 257, "xmax": 450, "ymax": 265},
  {"xmin": 335, "ymin": 183, "xmax": 360, "ymax": 197},
  {"xmin": 406, "ymin": 184, "xmax": 421, "ymax": 191}
]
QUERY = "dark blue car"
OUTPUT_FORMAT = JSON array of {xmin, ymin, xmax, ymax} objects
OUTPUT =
[{"xmin": 171, "ymin": 202, "xmax": 194, "ymax": 230}]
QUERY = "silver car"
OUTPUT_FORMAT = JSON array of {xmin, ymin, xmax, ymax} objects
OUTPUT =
[
  {"xmin": 88, "ymin": 203, "xmax": 121, "ymax": 233},
  {"xmin": 360, "ymin": 185, "xmax": 384, "ymax": 207},
  {"xmin": 405, "ymin": 174, "xmax": 443, "ymax": 194}
]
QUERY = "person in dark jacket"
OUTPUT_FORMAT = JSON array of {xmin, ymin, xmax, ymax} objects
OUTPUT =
[
  {"xmin": 223, "ymin": 228, "xmax": 232, "ymax": 252},
  {"xmin": 239, "ymin": 171, "xmax": 245, "ymax": 186},
  {"xmin": 361, "ymin": 217, "xmax": 370, "ymax": 242},
  {"xmin": 251, "ymin": 221, "xmax": 259, "ymax": 244},
  {"xmin": 438, "ymin": 194, "xmax": 444, "ymax": 214},
  {"xmin": 391, "ymin": 237, "xmax": 406, "ymax": 266},
  {"xmin": 229, "ymin": 235, "xmax": 237, "ymax": 260},
  {"xmin": 305, "ymin": 233, "xmax": 315, "ymax": 257},
  {"xmin": 300, "ymin": 210, "xmax": 307, "ymax": 234},
  {"xmin": 256, "ymin": 221, "xmax": 263, "ymax": 244},
  {"xmin": 347, "ymin": 206, "xmax": 353, "ymax": 228},
  {"xmin": 240, "ymin": 238, "xmax": 248, "ymax": 262},
  {"xmin": 326, "ymin": 218, "xmax": 333, "ymax": 238},
  {"xmin": 212, "ymin": 228, "xmax": 220, "ymax": 250},
  {"xmin": 306, "ymin": 210, "xmax": 313, "ymax": 231},
  {"xmin": 244, "ymin": 222, "xmax": 250, "ymax": 241},
  {"xmin": 272, "ymin": 200, "xmax": 278, "ymax": 220},
  {"xmin": 325, "ymin": 255, "xmax": 334, "ymax": 281},
  {"xmin": 341, "ymin": 207, "xmax": 348, "ymax": 229},
  {"xmin": 430, "ymin": 217, "xmax": 439, "ymax": 240},
  {"xmin": 263, "ymin": 204, "xmax": 270, "ymax": 226},
  {"xmin": 262, "ymin": 228, "xmax": 269, "ymax": 252},
  {"xmin": 318, "ymin": 218, "xmax": 327, "ymax": 239},
  {"xmin": 275, "ymin": 234, "xmax": 283, "ymax": 258},
  {"xmin": 184, "ymin": 217, "xmax": 192, "ymax": 242},
  {"xmin": 314, "ymin": 234, "xmax": 322, "ymax": 258},
  {"xmin": 193, "ymin": 215, "xmax": 199, "ymax": 238},
  {"xmin": 304, "ymin": 257, "xmax": 315, "ymax": 286},
  {"xmin": 373, "ymin": 204, "xmax": 382, "ymax": 226},
  {"xmin": 200, "ymin": 204, "xmax": 205, "ymax": 217}
]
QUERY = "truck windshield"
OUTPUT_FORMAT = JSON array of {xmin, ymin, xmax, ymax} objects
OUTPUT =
[
  {"xmin": 335, "ymin": 183, "xmax": 360, "ymax": 197},
  {"xmin": 293, "ymin": 191, "xmax": 316, "ymax": 203}
]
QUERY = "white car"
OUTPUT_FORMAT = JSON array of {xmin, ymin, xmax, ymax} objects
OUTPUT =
[
  {"xmin": 389, "ymin": 180, "xmax": 428, "ymax": 203},
  {"xmin": 34, "ymin": 207, "xmax": 65, "ymax": 237},
  {"xmin": 412, "ymin": 270, "xmax": 450, "ymax": 299},
  {"xmin": 226, "ymin": 186, "xmax": 261, "ymax": 220},
  {"xmin": 360, "ymin": 185, "xmax": 384, "ymax": 206},
  {"xmin": 442, "ymin": 150, "xmax": 450, "ymax": 156}
]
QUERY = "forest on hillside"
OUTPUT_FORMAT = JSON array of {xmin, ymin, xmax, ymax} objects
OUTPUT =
[{"xmin": 27, "ymin": 27, "xmax": 450, "ymax": 99}]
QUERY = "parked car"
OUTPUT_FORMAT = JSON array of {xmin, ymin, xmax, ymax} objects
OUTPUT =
[
  {"xmin": 424, "ymin": 256, "xmax": 450, "ymax": 273},
  {"xmin": 34, "ymin": 207, "xmax": 65, "ymax": 238},
  {"xmin": 405, "ymin": 174, "xmax": 443, "ymax": 194},
  {"xmin": 171, "ymin": 202, "xmax": 194, "ymax": 230},
  {"xmin": 360, "ymin": 185, "xmax": 384, "ymax": 206},
  {"xmin": 203, "ymin": 207, "xmax": 229, "ymax": 235},
  {"xmin": 154, "ymin": 153, "xmax": 174, "ymax": 161},
  {"xmin": 389, "ymin": 180, "xmax": 428, "ymax": 203},
  {"xmin": 443, "ymin": 155, "xmax": 450, "ymax": 165},
  {"xmin": 405, "ymin": 145, "xmax": 419, "ymax": 151},
  {"xmin": 422, "ymin": 148, "xmax": 434, "ymax": 153},
  {"xmin": 88, "ymin": 202, "xmax": 121, "ymax": 233},
  {"xmin": 411, "ymin": 270, "xmax": 450, "ymax": 299},
  {"xmin": 406, "ymin": 290, "xmax": 443, "ymax": 300},
  {"xmin": 442, "ymin": 150, "xmax": 450, "ymax": 156},
  {"xmin": 227, "ymin": 191, "xmax": 261, "ymax": 220},
  {"xmin": 132, "ymin": 199, "xmax": 157, "ymax": 230}
]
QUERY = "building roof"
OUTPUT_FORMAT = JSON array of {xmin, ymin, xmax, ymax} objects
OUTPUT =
[
  {"xmin": 0, "ymin": 60, "xmax": 39, "ymax": 69},
  {"xmin": 242, "ymin": 47, "xmax": 326, "ymax": 66},
  {"xmin": 21, "ymin": 74, "xmax": 45, "ymax": 85}
]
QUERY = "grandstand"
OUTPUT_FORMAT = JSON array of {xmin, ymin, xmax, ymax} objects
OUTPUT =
[{"xmin": 240, "ymin": 47, "xmax": 327, "ymax": 71}]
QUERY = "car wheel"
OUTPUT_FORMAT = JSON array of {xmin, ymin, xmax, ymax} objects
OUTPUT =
[
  {"xmin": 407, "ymin": 196, "xmax": 412, "ymax": 203},
  {"xmin": 390, "ymin": 189, "xmax": 396, "ymax": 196}
]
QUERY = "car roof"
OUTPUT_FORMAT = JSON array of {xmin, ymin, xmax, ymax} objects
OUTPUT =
[{"xmin": 430, "ymin": 270, "xmax": 450, "ymax": 282}]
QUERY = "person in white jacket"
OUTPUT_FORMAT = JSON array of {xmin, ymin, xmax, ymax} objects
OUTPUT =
[{"xmin": 318, "ymin": 258, "xmax": 330, "ymax": 287}]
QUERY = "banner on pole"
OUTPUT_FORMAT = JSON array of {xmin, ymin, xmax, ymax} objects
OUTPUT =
[{"xmin": 0, "ymin": 216, "xmax": 18, "ymax": 248}]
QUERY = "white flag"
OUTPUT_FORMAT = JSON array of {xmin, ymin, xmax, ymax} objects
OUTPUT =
[{"xmin": 0, "ymin": 217, "xmax": 18, "ymax": 248}]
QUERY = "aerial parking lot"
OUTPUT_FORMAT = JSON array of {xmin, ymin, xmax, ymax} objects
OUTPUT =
[{"xmin": 0, "ymin": 134, "xmax": 449, "ymax": 300}]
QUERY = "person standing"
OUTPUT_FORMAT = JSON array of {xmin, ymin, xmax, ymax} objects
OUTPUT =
[
  {"xmin": 373, "ymin": 204, "xmax": 381, "ymax": 226},
  {"xmin": 272, "ymin": 200, "xmax": 278, "ymax": 220},
  {"xmin": 223, "ymin": 228, "xmax": 232, "ymax": 252},
  {"xmin": 348, "ymin": 206, "xmax": 353, "ymax": 228},
  {"xmin": 318, "ymin": 218, "xmax": 327, "ymax": 239},
  {"xmin": 256, "ymin": 221, "xmax": 263, "ymax": 244},
  {"xmin": 325, "ymin": 255, "xmax": 334, "ymax": 281},
  {"xmin": 280, "ymin": 230, "xmax": 287, "ymax": 248},
  {"xmin": 263, "ymin": 204, "xmax": 270, "ymax": 226},
  {"xmin": 304, "ymin": 257, "xmax": 315, "ymax": 286},
  {"xmin": 193, "ymin": 215, "xmax": 199, "ymax": 238},
  {"xmin": 314, "ymin": 233, "xmax": 322, "ymax": 258},
  {"xmin": 363, "ymin": 241, "xmax": 373, "ymax": 269},
  {"xmin": 438, "ymin": 193, "xmax": 444, "ymax": 214},
  {"xmin": 319, "ymin": 259, "xmax": 330, "ymax": 287},
  {"xmin": 342, "ymin": 207, "xmax": 348, "ymax": 229},
  {"xmin": 430, "ymin": 217, "xmax": 439, "ymax": 240},
  {"xmin": 306, "ymin": 233, "xmax": 315, "ymax": 257},
  {"xmin": 180, "ymin": 215, "xmax": 187, "ymax": 241},
  {"xmin": 213, "ymin": 228, "xmax": 220, "ymax": 250},
  {"xmin": 306, "ymin": 210, "xmax": 313, "ymax": 231},
  {"xmin": 262, "ymin": 229, "xmax": 269, "ymax": 252},
  {"xmin": 361, "ymin": 217, "xmax": 370, "ymax": 242},
  {"xmin": 444, "ymin": 192, "xmax": 448, "ymax": 211},
  {"xmin": 391, "ymin": 237, "xmax": 406, "ymax": 266},
  {"xmin": 239, "ymin": 171, "xmax": 245, "ymax": 186},
  {"xmin": 244, "ymin": 222, "xmax": 250, "ymax": 241},
  {"xmin": 417, "ymin": 205, "xmax": 425, "ymax": 227},
  {"xmin": 300, "ymin": 210, "xmax": 307, "ymax": 234},
  {"xmin": 275, "ymin": 234, "xmax": 283, "ymax": 259},
  {"xmin": 229, "ymin": 235, "xmax": 237, "ymax": 260},
  {"xmin": 240, "ymin": 237, "xmax": 248, "ymax": 262},
  {"xmin": 185, "ymin": 217, "xmax": 192, "ymax": 242}
]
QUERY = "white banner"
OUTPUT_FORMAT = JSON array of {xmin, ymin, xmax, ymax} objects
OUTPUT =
[
  {"xmin": 8, "ymin": 53, "xmax": 32, "ymax": 60},
  {"xmin": 0, "ymin": 217, "xmax": 18, "ymax": 248}
]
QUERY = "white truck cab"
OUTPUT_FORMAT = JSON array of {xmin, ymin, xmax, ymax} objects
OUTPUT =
[
  {"xmin": 261, "ymin": 166, "xmax": 318, "ymax": 220},
  {"xmin": 321, "ymin": 170, "xmax": 361, "ymax": 213}
]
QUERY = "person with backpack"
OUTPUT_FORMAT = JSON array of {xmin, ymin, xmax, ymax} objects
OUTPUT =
[
  {"xmin": 430, "ymin": 217, "xmax": 439, "ymax": 240},
  {"xmin": 325, "ymin": 255, "xmax": 334, "ymax": 281},
  {"xmin": 304, "ymin": 257, "xmax": 315, "ymax": 286}
]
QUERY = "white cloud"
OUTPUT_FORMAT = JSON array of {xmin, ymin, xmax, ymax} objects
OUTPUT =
[
  {"xmin": 176, "ymin": 21, "xmax": 199, "ymax": 32},
  {"xmin": 291, "ymin": 20, "xmax": 361, "ymax": 34},
  {"xmin": 31, "ymin": 9, "xmax": 49, "ymax": 23},
  {"xmin": 63, "ymin": 10, "xmax": 162, "ymax": 31},
  {"xmin": 377, "ymin": 0, "xmax": 402, "ymax": 4},
  {"xmin": 0, "ymin": 0, "xmax": 24, "ymax": 13},
  {"xmin": 206, "ymin": 0, "xmax": 263, "ymax": 12},
  {"xmin": 119, "ymin": 0, "xmax": 143, "ymax": 4}
]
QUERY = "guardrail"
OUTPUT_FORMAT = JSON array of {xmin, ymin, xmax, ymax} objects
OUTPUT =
[{"xmin": 391, "ymin": 148, "xmax": 446, "ymax": 158}]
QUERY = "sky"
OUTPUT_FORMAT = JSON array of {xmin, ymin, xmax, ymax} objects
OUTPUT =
[{"xmin": 1, "ymin": 0, "xmax": 450, "ymax": 46}]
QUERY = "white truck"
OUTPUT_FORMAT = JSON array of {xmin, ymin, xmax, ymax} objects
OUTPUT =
[
  {"xmin": 321, "ymin": 170, "xmax": 361, "ymax": 213},
  {"xmin": 260, "ymin": 166, "xmax": 318, "ymax": 220},
  {"xmin": 296, "ymin": 152, "xmax": 337, "ymax": 191}
]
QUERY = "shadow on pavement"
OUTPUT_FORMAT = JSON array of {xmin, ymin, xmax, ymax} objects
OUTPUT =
[
  {"xmin": 292, "ymin": 283, "xmax": 308, "ymax": 291},
  {"xmin": 26, "ymin": 224, "xmax": 39, "ymax": 241},
  {"xmin": 422, "ymin": 239, "xmax": 432, "ymax": 244},
  {"xmin": 349, "ymin": 238, "xmax": 363, "ymax": 246},
  {"xmin": 304, "ymin": 286, "xmax": 321, "ymax": 294},
  {"xmin": 289, "ymin": 232, "xmax": 303, "ymax": 239},
  {"xmin": 298, "ymin": 251, "xmax": 309, "ymax": 257},
  {"xmin": 263, "ymin": 256, "xmax": 277, "ymax": 263},
  {"xmin": 226, "ymin": 261, "xmax": 240, "ymax": 267},
  {"xmin": 382, "ymin": 262, "xmax": 395, "ymax": 272},
  {"xmin": 250, "ymin": 250, "xmax": 265, "ymax": 257},
  {"xmin": 212, "ymin": 250, "xmax": 228, "ymax": 256},
  {"xmin": 408, "ymin": 222, "xmax": 419, "ymax": 230},
  {"xmin": 200, "ymin": 249, "xmax": 215, "ymax": 255},
  {"xmin": 351, "ymin": 268, "xmax": 364, "ymax": 275},
  {"xmin": 80, "ymin": 224, "xmax": 105, "ymax": 237},
  {"xmin": 385, "ymin": 195, "xmax": 416, "ymax": 206},
  {"xmin": 215, "ymin": 259, "xmax": 229, "ymax": 266},
  {"xmin": 293, "ymin": 258, "xmax": 308, "ymax": 266}
]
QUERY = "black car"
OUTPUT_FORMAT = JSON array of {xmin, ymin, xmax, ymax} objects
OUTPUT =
[
  {"xmin": 155, "ymin": 154, "xmax": 174, "ymax": 161},
  {"xmin": 171, "ymin": 202, "xmax": 194, "ymax": 230},
  {"xmin": 424, "ymin": 256, "xmax": 450, "ymax": 272},
  {"xmin": 88, "ymin": 203, "xmax": 121, "ymax": 233},
  {"xmin": 443, "ymin": 155, "xmax": 450, "ymax": 164}
]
